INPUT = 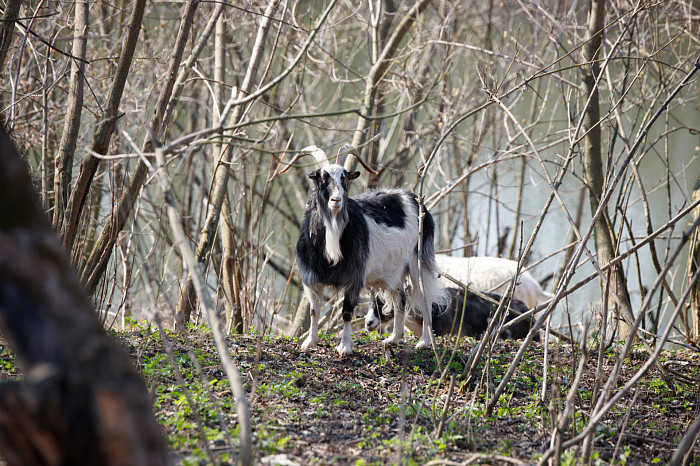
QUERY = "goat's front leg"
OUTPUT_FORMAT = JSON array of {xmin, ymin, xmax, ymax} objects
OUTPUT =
[
  {"xmin": 301, "ymin": 283, "xmax": 324, "ymax": 351},
  {"xmin": 382, "ymin": 291, "xmax": 404, "ymax": 346},
  {"xmin": 336, "ymin": 291, "xmax": 358, "ymax": 357}
]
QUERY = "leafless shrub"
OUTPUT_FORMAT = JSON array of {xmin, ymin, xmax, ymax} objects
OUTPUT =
[{"xmin": 3, "ymin": 0, "xmax": 699, "ymax": 463}]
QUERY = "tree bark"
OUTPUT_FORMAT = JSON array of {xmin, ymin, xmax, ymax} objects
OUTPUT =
[
  {"xmin": 52, "ymin": 0, "xmax": 89, "ymax": 232},
  {"xmin": 0, "ymin": 0, "xmax": 22, "ymax": 75},
  {"xmin": 581, "ymin": 0, "xmax": 634, "ymax": 340},
  {"xmin": 60, "ymin": 0, "xmax": 147, "ymax": 252},
  {"xmin": 689, "ymin": 176, "xmax": 700, "ymax": 343},
  {"xmin": 0, "ymin": 125, "xmax": 169, "ymax": 466}
]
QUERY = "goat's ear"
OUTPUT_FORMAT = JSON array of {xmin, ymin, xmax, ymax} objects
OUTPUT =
[
  {"xmin": 307, "ymin": 170, "xmax": 320, "ymax": 181},
  {"xmin": 347, "ymin": 171, "xmax": 361, "ymax": 180}
]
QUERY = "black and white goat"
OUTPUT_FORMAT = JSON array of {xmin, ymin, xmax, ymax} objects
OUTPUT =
[
  {"xmin": 366, "ymin": 287, "xmax": 539, "ymax": 341},
  {"xmin": 281, "ymin": 144, "xmax": 446, "ymax": 356}
]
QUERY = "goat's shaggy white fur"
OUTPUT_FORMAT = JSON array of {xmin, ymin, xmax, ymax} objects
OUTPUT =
[{"xmin": 435, "ymin": 254, "xmax": 553, "ymax": 309}]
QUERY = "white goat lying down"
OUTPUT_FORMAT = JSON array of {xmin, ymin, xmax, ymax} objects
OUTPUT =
[
  {"xmin": 434, "ymin": 254, "xmax": 553, "ymax": 310},
  {"xmin": 281, "ymin": 144, "xmax": 447, "ymax": 356}
]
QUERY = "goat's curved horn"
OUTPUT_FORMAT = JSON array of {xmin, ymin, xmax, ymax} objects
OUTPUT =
[
  {"xmin": 336, "ymin": 144, "xmax": 378, "ymax": 175},
  {"xmin": 279, "ymin": 145, "xmax": 330, "ymax": 174}
]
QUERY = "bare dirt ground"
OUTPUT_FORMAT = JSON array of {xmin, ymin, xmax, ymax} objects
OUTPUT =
[{"xmin": 1, "ymin": 329, "xmax": 699, "ymax": 465}]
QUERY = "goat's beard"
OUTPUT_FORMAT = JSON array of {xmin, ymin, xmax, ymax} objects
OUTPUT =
[{"xmin": 323, "ymin": 208, "xmax": 347, "ymax": 265}]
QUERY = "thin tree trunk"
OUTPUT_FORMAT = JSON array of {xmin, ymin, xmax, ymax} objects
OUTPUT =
[
  {"xmin": 80, "ymin": 0, "xmax": 200, "ymax": 294},
  {"xmin": 175, "ymin": 0, "xmax": 281, "ymax": 328},
  {"xmin": 214, "ymin": 12, "xmax": 243, "ymax": 334},
  {"xmin": 52, "ymin": 0, "xmax": 89, "ymax": 231},
  {"xmin": 0, "ymin": 0, "xmax": 21, "ymax": 74},
  {"xmin": 347, "ymin": 0, "xmax": 433, "ymax": 158},
  {"xmin": 0, "ymin": 125, "xmax": 169, "ymax": 466},
  {"xmin": 221, "ymin": 195, "xmax": 244, "ymax": 333},
  {"xmin": 162, "ymin": 1, "xmax": 226, "ymax": 142},
  {"xmin": 60, "ymin": 0, "xmax": 147, "ymax": 251},
  {"xmin": 581, "ymin": 0, "xmax": 633, "ymax": 340},
  {"xmin": 287, "ymin": 295, "xmax": 310, "ymax": 338},
  {"xmin": 41, "ymin": 73, "xmax": 50, "ymax": 210},
  {"xmin": 508, "ymin": 79, "xmax": 542, "ymax": 259},
  {"xmin": 364, "ymin": 0, "xmax": 397, "ymax": 173},
  {"xmin": 689, "ymin": 176, "xmax": 700, "ymax": 343},
  {"xmin": 214, "ymin": 12, "xmax": 231, "ymax": 330},
  {"xmin": 553, "ymin": 186, "xmax": 586, "ymax": 290}
]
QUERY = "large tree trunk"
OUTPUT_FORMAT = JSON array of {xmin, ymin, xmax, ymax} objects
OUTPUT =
[
  {"xmin": 581, "ymin": 0, "xmax": 634, "ymax": 340},
  {"xmin": 0, "ymin": 125, "xmax": 169, "ymax": 466}
]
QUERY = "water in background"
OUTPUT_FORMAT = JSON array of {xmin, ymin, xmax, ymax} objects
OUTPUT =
[{"xmin": 439, "ymin": 105, "xmax": 700, "ymax": 341}]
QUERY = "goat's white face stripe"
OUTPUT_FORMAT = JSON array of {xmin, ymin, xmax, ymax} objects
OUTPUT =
[
  {"xmin": 322, "ymin": 165, "xmax": 347, "ymax": 265},
  {"xmin": 324, "ymin": 165, "xmax": 346, "ymax": 211}
]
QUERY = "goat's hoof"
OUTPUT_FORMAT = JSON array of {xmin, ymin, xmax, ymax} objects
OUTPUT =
[
  {"xmin": 336, "ymin": 343, "xmax": 353, "ymax": 357},
  {"xmin": 415, "ymin": 338, "xmax": 430, "ymax": 350},
  {"xmin": 382, "ymin": 334, "xmax": 402, "ymax": 347},
  {"xmin": 301, "ymin": 337, "xmax": 318, "ymax": 351}
]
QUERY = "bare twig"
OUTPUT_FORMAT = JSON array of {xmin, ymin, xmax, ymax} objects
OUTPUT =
[
  {"xmin": 669, "ymin": 412, "xmax": 700, "ymax": 466},
  {"xmin": 434, "ymin": 375, "xmax": 456, "ymax": 439},
  {"xmin": 485, "ymin": 56, "xmax": 700, "ymax": 418}
]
